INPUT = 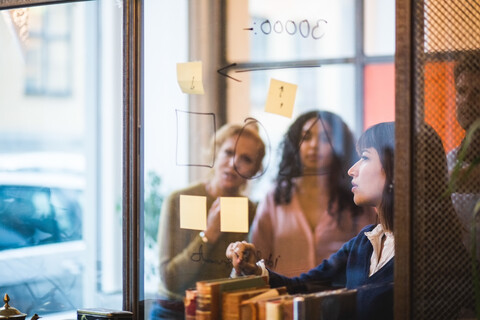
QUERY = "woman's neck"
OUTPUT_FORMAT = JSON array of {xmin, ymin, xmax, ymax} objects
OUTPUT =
[
  {"xmin": 296, "ymin": 174, "xmax": 329, "ymax": 194},
  {"xmin": 376, "ymin": 208, "xmax": 393, "ymax": 233}
]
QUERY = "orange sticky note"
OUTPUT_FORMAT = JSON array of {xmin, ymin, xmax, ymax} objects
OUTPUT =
[
  {"xmin": 264, "ymin": 78, "xmax": 297, "ymax": 118},
  {"xmin": 176, "ymin": 61, "xmax": 205, "ymax": 94},
  {"xmin": 220, "ymin": 197, "xmax": 249, "ymax": 233},
  {"xmin": 180, "ymin": 195, "xmax": 207, "ymax": 230}
]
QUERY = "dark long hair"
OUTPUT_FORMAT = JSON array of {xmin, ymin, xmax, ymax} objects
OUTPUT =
[
  {"xmin": 356, "ymin": 122, "xmax": 395, "ymax": 231},
  {"xmin": 274, "ymin": 110, "xmax": 361, "ymax": 219}
]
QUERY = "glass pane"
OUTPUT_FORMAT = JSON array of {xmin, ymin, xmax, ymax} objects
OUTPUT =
[
  {"xmin": 45, "ymin": 5, "xmax": 69, "ymax": 35},
  {"xmin": 143, "ymin": 0, "xmax": 189, "ymax": 312},
  {"xmin": 144, "ymin": 1, "xmax": 394, "ymax": 319},
  {"xmin": 46, "ymin": 41, "xmax": 69, "ymax": 92},
  {"xmin": 0, "ymin": 1, "xmax": 123, "ymax": 318},
  {"xmin": 364, "ymin": 0, "xmax": 395, "ymax": 56}
]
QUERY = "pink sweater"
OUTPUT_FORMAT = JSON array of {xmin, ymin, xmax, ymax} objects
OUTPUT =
[{"xmin": 250, "ymin": 189, "xmax": 377, "ymax": 277}]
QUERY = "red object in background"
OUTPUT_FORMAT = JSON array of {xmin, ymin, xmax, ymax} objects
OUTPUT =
[
  {"xmin": 364, "ymin": 63, "xmax": 395, "ymax": 130},
  {"xmin": 363, "ymin": 61, "xmax": 464, "ymax": 152},
  {"xmin": 424, "ymin": 61, "xmax": 464, "ymax": 153}
]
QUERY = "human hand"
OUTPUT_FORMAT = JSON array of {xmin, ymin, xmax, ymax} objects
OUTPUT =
[
  {"xmin": 226, "ymin": 241, "xmax": 261, "ymax": 276},
  {"xmin": 204, "ymin": 198, "xmax": 221, "ymax": 243}
]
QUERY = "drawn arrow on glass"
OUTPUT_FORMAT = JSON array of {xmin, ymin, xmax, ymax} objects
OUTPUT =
[{"xmin": 217, "ymin": 61, "xmax": 322, "ymax": 82}]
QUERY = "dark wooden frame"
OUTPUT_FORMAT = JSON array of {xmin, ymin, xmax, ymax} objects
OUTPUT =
[
  {"xmin": 394, "ymin": 0, "xmax": 413, "ymax": 318},
  {"xmin": 123, "ymin": 0, "xmax": 142, "ymax": 319},
  {"xmin": 0, "ymin": 0, "xmax": 83, "ymax": 9}
]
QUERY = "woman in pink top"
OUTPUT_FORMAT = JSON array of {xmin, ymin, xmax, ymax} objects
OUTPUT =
[{"xmin": 250, "ymin": 110, "xmax": 376, "ymax": 277}]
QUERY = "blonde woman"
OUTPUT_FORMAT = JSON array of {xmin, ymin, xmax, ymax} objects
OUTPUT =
[{"xmin": 152, "ymin": 122, "xmax": 265, "ymax": 320}]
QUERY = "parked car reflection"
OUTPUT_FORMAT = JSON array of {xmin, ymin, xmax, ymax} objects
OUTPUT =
[
  {"xmin": 0, "ymin": 152, "xmax": 86, "ymax": 316},
  {"xmin": 0, "ymin": 185, "xmax": 82, "ymax": 249}
]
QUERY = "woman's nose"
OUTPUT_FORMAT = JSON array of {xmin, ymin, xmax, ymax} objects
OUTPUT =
[
  {"xmin": 347, "ymin": 161, "xmax": 358, "ymax": 177},
  {"xmin": 228, "ymin": 154, "xmax": 236, "ymax": 168},
  {"xmin": 306, "ymin": 136, "xmax": 319, "ymax": 148}
]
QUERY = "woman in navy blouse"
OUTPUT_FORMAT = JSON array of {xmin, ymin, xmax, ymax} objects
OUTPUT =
[{"xmin": 226, "ymin": 121, "xmax": 395, "ymax": 320}]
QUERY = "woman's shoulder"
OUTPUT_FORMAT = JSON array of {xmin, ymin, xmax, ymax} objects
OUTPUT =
[
  {"xmin": 359, "ymin": 224, "xmax": 377, "ymax": 233},
  {"xmin": 353, "ymin": 224, "xmax": 377, "ymax": 241},
  {"xmin": 341, "ymin": 224, "xmax": 377, "ymax": 252}
]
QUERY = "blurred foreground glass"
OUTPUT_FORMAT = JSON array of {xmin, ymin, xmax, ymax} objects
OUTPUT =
[{"xmin": 0, "ymin": 1, "xmax": 123, "ymax": 318}]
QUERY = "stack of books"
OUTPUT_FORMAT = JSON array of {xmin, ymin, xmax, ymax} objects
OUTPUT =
[
  {"xmin": 195, "ymin": 275, "xmax": 269, "ymax": 320},
  {"xmin": 238, "ymin": 287, "xmax": 289, "ymax": 320},
  {"xmin": 188, "ymin": 276, "xmax": 356, "ymax": 319},
  {"xmin": 223, "ymin": 287, "xmax": 285, "ymax": 320},
  {"xmin": 293, "ymin": 288, "xmax": 357, "ymax": 320}
]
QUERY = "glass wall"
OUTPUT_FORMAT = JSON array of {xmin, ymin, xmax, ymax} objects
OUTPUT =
[
  {"xmin": 143, "ymin": 0, "xmax": 394, "ymax": 319},
  {"xmin": 0, "ymin": 1, "xmax": 123, "ymax": 318}
]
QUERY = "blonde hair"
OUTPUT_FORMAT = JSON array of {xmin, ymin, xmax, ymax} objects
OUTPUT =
[{"xmin": 209, "ymin": 122, "xmax": 266, "ymax": 176}]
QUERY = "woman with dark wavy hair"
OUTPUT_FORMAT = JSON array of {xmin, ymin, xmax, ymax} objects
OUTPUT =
[{"xmin": 249, "ymin": 110, "xmax": 376, "ymax": 277}]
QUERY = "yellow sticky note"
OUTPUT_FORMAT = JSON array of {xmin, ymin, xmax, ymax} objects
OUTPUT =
[
  {"xmin": 180, "ymin": 195, "xmax": 207, "ymax": 230},
  {"xmin": 176, "ymin": 61, "xmax": 205, "ymax": 95},
  {"xmin": 264, "ymin": 78, "xmax": 297, "ymax": 118},
  {"xmin": 220, "ymin": 197, "xmax": 249, "ymax": 233}
]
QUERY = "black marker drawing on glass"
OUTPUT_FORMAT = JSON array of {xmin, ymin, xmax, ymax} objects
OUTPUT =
[
  {"xmin": 175, "ymin": 109, "xmax": 216, "ymax": 167},
  {"xmin": 233, "ymin": 117, "xmax": 271, "ymax": 180},
  {"xmin": 279, "ymin": 86, "xmax": 284, "ymax": 108},
  {"xmin": 191, "ymin": 245, "xmax": 232, "ymax": 267},
  {"xmin": 217, "ymin": 62, "xmax": 321, "ymax": 82},
  {"xmin": 245, "ymin": 18, "xmax": 327, "ymax": 39}
]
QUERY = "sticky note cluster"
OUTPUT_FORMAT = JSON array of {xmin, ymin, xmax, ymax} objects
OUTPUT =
[{"xmin": 179, "ymin": 195, "xmax": 249, "ymax": 233}]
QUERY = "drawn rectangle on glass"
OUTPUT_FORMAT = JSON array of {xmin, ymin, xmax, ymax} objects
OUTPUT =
[{"xmin": 175, "ymin": 110, "xmax": 216, "ymax": 167}]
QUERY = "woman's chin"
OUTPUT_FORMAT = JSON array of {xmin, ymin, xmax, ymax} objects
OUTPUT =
[{"xmin": 220, "ymin": 182, "xmax": 242, "ymax": 195}]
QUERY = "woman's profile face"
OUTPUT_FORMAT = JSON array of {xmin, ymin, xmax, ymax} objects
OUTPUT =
[
  {"xmin": 299, "ymin": 117, "xmax": 334, "ymax": 174},
  {"xmin": 347, "ymin": 147, "xmax": 386, "ymax": 208},
  {"xmin": 212, "ymin": 134, "xmax": 262, "ymax": 194}
]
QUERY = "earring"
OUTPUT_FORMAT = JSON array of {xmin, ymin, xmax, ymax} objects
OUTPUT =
[{"xmin": 388, "ymin": 183, "xmax": 394, "ymax": 192}]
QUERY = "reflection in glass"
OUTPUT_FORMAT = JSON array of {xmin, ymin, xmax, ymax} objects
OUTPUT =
[{"xmin": 0, "ymin": 1, "xmax": 122, "ymax": 317}]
